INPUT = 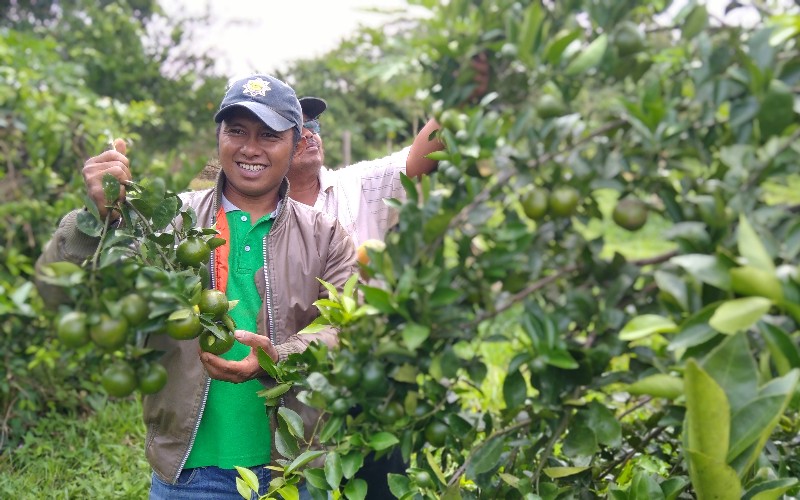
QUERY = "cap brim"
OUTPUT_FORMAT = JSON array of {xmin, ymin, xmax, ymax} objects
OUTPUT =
[
  {"xmin": 214, "ymin": 102, "xmax": 295, "ymax": 132},
  {"xmin": 299, "ymin": 97, "xmax": 327, "ymax": 119}
]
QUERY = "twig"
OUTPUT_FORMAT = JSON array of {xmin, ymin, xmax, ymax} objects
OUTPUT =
[
  {"xmin": 90, "ymin": 209, "xmax": 115, "ymax": 272},
  {"xmin": 597, "ymin": 425, "xmax": 667, "ymax": 480},
  {"xmin": 123, "ymin": 200, "xmax": 177, "ymax": 272},
  {"xmin": 533, "ymin": 409, "xmax": 573, "ymax": 492},
  {"xmin": 447, "ymin": 416, "xmax": 534, "ymax": 487}
]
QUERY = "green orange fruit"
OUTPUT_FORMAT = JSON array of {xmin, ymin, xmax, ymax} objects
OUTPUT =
[
  {"xmin": 612, "ymin": 197, "xmax": 648, "ymax": 231},
  {"xmin": 101, "ymin": 362, "xmax": 138, "ymax": 398},
  {"xmin": 549, "ymin": 187, "xmax": 580, "ymax": 217},
  {"xmin": 198, "ymin": 289, "xmax": 228, "ymax": 319},
  {"xmin": 90, "ymin": 314, "xmax": 129, "ymax": 351},
  {"xmin": 137, "ymin": 362, "xmax": 168, "ymax": 395},
  {"xmin": 57, "ymin": 311, "xmax": 90, "ymax": 348},
  {"xmin": 119, "ymin": 293, "xmax": 149, "ymax": 326},
  {"xmin": 165, "ymin": 309, "xmax": 202, "ymax": 340},
  {"xmin": 198, "ymin": 329, "xmax": 235, "ymax": 355},
  {"xmin": 176, "ymin": 237, "xmax": 211, "ymax": 268}
]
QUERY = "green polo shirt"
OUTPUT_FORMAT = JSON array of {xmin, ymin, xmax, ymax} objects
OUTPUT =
[{"xmin": 184, "ymin": 198, "xmax": 279, "ymax": 469}]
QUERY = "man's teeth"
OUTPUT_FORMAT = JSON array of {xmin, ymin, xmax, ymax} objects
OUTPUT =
[{"xmin": 239, "ymin": 163, "xmax": 266, "ymax": 172}]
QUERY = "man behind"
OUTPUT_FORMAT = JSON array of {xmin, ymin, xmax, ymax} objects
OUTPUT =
[{"xmin": 35, "ymin": 74, "xmax": 357, "ymax": 499}]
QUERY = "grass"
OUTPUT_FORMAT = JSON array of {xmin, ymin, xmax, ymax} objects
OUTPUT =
[{"xmin": 0, "ymin": 397, "xmax": 150, "ymax": 499}]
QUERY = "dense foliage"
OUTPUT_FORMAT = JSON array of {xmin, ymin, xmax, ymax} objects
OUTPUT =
[{"xmin": 240, "ymin": 0, "xmax": 800, "ymax": 498}]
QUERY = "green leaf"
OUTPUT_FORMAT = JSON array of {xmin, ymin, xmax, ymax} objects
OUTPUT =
[
  {"xmin": 285, "ymin": 450, "xmax": 325, "ymax": 475},
  {"xmin": 341, "ymin": 451, "xmax": 364, "ymax": 480},
  {"xmin": 545, "ymin": 29, "xmax": 581, "ymax": 65},
  {"xmin": 425, "ymin": 448, "xmax": 448, "ymax": 485},
  {"xmin": 730, "ymin": 266, "xmax": 783, "ymax": 302},
  {"xmin": 234, "ymin": 465, "xmax": 259, "ymax": 494},
  {"xmin": 276, "ymin": 485, "xmax": 299, "ymax": 500},
  {"xmin": 685, "ymin": 450, "xmax": 741, "ymax": 500},
  {"xmin": 630, "ymin": 472, "xmax": 665, "ymax": 500},
  {"xmin": 152, "ymin": 196, "xmax": 180, "ymax": 232},
  {"xmin": 738, "ymin": 215, "xmax": 775, "ymax": 273},
  {"xmin": 727, "ymin": 393, "xmax": 790, "ymax": 463},
  {"xmin": 655, "ymin": 270, "xmax": 689, "ymax": 311},
  {"xmin": 102, "ymin": 172, "xmax": 120, "ymax": 205},
  {"xmin": 278, "ymin": 407, "xmax": 305, "ymax": 439},
  {"xmin": 368, "ymin": 432, "xmax": 399, "ymax": 451},
  {"xmin": 701, "ymin": 332, "xmax": 759, "ymax": 414},
  {"xmin": 502, "ymin": 368, "xmax": 527, "ymax": 409},
  {"xmin": 759, "ymin": 322, "xmax": 800, "ymax": 374},
  {"xmin": 669, "ymin": 304, "xmax": 719, "ymax": 353},
  {"xmin": 430, "ymin": 286, "xmax": 461, "ymax": 307},
  {"xmin": 236, "ymin": 477, "xmax": 254, "ymax": 499},
  {"xmin": 542, "ymin": 349, "xmax": 579, "ymax": 369},
  {"xmin": 319, "ymin": 414, "xmax": 344, "ymax": 443},
  {"xmin": 275, "ymin": 426, "xmax": 300, "ymax": 460},
  {"xmin": 467, "ymin": 436, "xmax": 505, "ymax": 477},
  {"xmin": 361, "ymin": 285, "xmax": 396, "ymax": 314},
  {"xmin": 586, "ymin": 401, "xmax": 622, "ymax": 447},
  {"xmin": 684, "ymin": 360, "xmax": 730, "ymax": 462},
  {"xmin": 709, "ymin": 297, "xmax": 772, "ymax": 335},
  {"xmin": 517, "ymin": 1, "xmax": 544, "ymax": 66},
  {"xmin": 343, "ymin": 478, "xmax": 367, "ymax": 500},
  {"xmin": 562, "ymin": 424, "xmax": 598, "ymax": 458},
  {"xmin": 324, "ymin": 452, "xmax": 343, "ymax": 490},
  {"xmin": 401, "ymin": 322, "xmax": 430, "ymax": 351},
  {"xmin": 387, "ymin": 474, "xmax": 411, "ymax": 498},
  {"xmin": 627, "ymin": 374, "xmax": 684, "ymax": 400},
  {"xmin": 261, "ymin": 382, "xmax": 292, "ymax": 400},
  {"xmin": 303, "ymin": 468, "xmax": 330, "ymax": 490},
  {"xmin": 542, "ymin": 466, "xmax": 590, "ymax": 479},
  {"xmin": 661, "ymin": 477, "xmax": 690, "ymax": 500},
  {"xmin": 671, "ymin": 254, "xmax": 731, "ymax": 290},
  {"xmin": 743, "ymin": 478, "xmax": 799, "ymax": 500},
  {"xmin": 682, "ymin": 5, "xmax": 709, "ymax": 40},
  {"xmin": 76, "ymin": 209, "xmax": 103, "ymax": 237},
  {"xmin": 619, "ymin": 314, "xmax": 678, "ymax": 340},
  {"xmin": 730, "ymin": 370, "xmax": 799, "ymax": 474},
  {"xmin": 565, "ymin": 33, "xmax": 608, "ymax": 76}
]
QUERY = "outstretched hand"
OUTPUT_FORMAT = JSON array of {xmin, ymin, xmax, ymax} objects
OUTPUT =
[
  {"xmin": 82, "ymin": 138, "xmax": 130, "ymax": 220},
  {"xmin": 200, "ymin": 330, "xmax": 279, "ymax": 383}
]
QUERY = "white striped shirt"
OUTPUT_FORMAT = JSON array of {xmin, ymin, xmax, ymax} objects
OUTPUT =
[{"xmin": 313, "ymin": 147, "xmax": 410, "ymax": 247}]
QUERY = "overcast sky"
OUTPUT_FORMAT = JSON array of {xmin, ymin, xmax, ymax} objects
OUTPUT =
[{"xmin": 161, "ymin": 0, "xmax": 407, "ymax": 78}]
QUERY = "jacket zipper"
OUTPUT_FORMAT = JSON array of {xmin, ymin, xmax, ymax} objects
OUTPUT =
[{"xmin": 173, "ymin": 192, "xmax": 219, "ymax": 483}]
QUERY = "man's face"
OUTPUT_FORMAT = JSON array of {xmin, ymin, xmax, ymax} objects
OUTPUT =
[
  {"xmin": 217, "ymin": 108, "xmax": 295, "ymax": 203},
  {"xmin": 294, "ymin": 113, "xmax": 325, "ymax": 169}
]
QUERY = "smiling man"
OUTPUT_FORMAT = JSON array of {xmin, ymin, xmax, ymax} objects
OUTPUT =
[{"xmin": 35, "ymin": 74, "xmax": 357, "ymax": 500}]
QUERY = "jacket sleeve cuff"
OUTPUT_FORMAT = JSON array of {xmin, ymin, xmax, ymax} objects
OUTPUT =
[{"xmin": 58, "ymin": 209, "xmax": 103, "ymax": 261}]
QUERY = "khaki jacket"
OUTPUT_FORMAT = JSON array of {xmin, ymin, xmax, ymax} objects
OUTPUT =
[{"xmin": 35, "ymin": 175, "xmax": 358, "ymax": 483}]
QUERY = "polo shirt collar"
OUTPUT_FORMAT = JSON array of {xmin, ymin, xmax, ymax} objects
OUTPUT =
[{"xmin": 220, "ymin": 193, "xmax": 283, "ymax": 219}]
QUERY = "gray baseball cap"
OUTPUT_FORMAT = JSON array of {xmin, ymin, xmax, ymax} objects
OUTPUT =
[{"xmin": 214, "ymin": 74, "xmax": 302, "ymax": 133}]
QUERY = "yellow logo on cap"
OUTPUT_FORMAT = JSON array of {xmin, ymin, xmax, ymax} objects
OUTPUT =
[{"xmin": 242, "ymin": 78, "xmax": 271, "ymax": 97}]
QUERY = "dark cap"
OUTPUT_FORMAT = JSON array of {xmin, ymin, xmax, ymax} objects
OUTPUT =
[
  {"xmin": 215, "ymin": 75, "xmax": 303, "ymax": 133},
  {"xmin": 299, "ymin": 97, "xmax": 328, "ymax": 119}
]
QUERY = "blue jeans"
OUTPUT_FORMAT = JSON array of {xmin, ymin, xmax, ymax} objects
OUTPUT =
[{"xmin": 149, "ymin": 466, "xmax": 314, "ymax": 499}]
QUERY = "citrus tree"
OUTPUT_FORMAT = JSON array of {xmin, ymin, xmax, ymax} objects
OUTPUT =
[
  {"xmin": 235, "ymin": 0, "xmax": 800, "ymax": 498},
  {"xmin": 0, "ymin": 0, "xmax": 224, "ymax": 451}
]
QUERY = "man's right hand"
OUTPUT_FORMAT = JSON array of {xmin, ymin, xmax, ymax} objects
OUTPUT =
[{"xmin": 82, "ymin": 138, "xmax": 130, "ymax": 220}]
